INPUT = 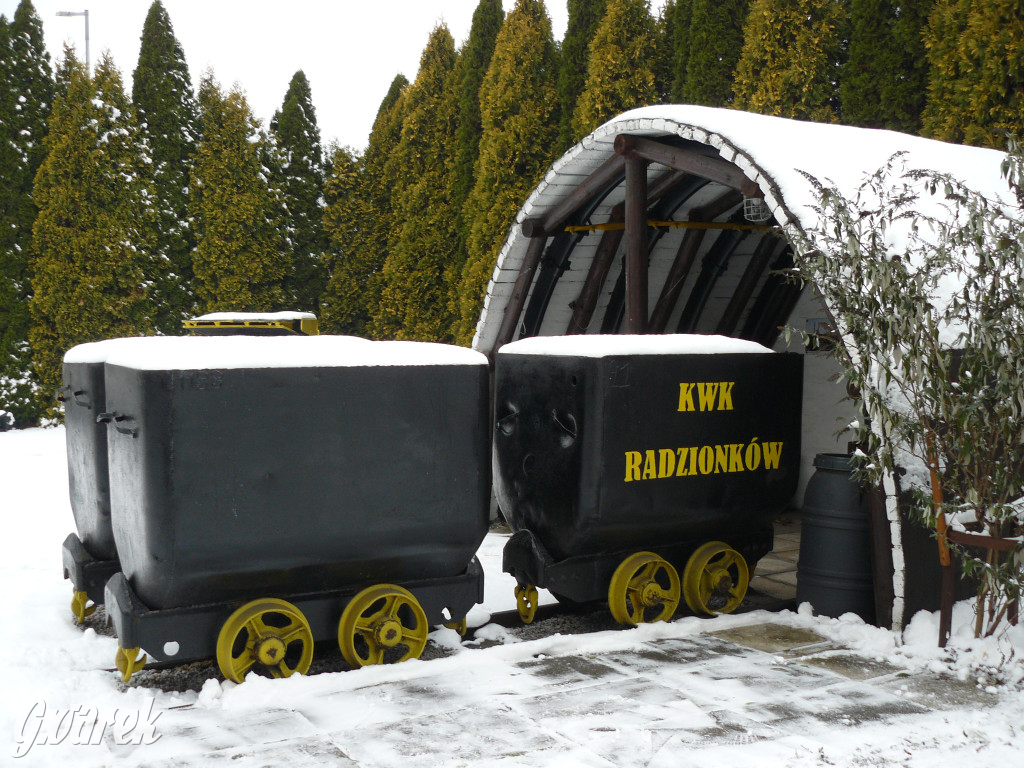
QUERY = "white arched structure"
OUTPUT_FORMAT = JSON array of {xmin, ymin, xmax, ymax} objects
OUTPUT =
[{"xmin": 472, "ymin": 105, "xmax": 1009, "ymax": 630}]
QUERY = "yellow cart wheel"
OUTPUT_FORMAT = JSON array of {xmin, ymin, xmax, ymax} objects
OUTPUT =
[
  {"xmin": 216, "ymin": 598, "xmax": 314, "ymax": 683},
  {"xmin": 515, "ymin": 584, "xmax": 539, "ymax": 624},
  {"xmin": 608, "ymin": 552, "xmax": 681, "ymax": 627},
  {"xmin": 114, "ymin": 646, "xmax": 147, "ymax": 683},
  {"xmin": 71, "ymin": 590, "xmax": 96, "ymax": 624},
  {"xmin": 338, "ymin": 584, "xmax": 428, "ymax": 668},
  {"xmin": 443, "ymin": 617, "xmax": 468, "ymax": 636},
  {"xmin": 682, "ymin": 541, "xmax": 750, "ymax": 616}
]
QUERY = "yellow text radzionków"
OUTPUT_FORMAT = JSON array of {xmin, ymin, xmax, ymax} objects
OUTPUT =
[{"xmin": 624, "ymin": 440, "xmax": 784, "ymax": 482}]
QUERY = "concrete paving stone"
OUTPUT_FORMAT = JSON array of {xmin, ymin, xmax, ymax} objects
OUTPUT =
[
  {"xmin": 304, "ymin": 681, "xmax": 467, "ymax": 729},
  {"xmin": 333, "ymin": 703, "xmax": 563, "ymax": 765},
  {"xmin": 751, "ymin": 555, "xmax": 797, "ymax": 576},
  {"xmin": 710, "ymin": 623, "xmax": 828, "ymax": 653},
  {"xmin": 146, "ymin": 706, "xmax": 319, "ymax": 753},
  {"xmin": 765, "ymin": 570, "xmax": 798, "ymax": 587},
  {"xmin": 695, "ymin": 657, "xmax": 849, "ymax": 699},
  {"xmin": 795, "ymin": 651, "xmax": 904, "ymax": 681},
  {"xmin": 747, "ymin": 578, "xmax": 797, "ymax": 601},
  {"xmin": 519, "ymin": 680, "xmax": 725, "ymax": 766},
  {"xmin": 144, "ymin": 737, "xmax": 359, "ymax": 768},
  {"xmin": 880, "ymin": 672, "xmax": 1002, "ymax": 711},
  {"xmin": 598, "ymin": 634, "xmax": 761, "ymax": 675},
  {"xmin": 770, "ymin": 538, "xmax": 801, "ymax": 554},
  {"xmin": 515, "ymin": 654, "xmax": 625, "ymax": 687},
  {"xmin": 767, "ymin": 542, "xmax": 796, "ymax": 553},
  {"xmin": 663, "ymin": 707, "xmax": 785, "ymax": 748},
  {"xmin": 513, "ymin": 677, "xmax": 694, "ymax": 724},
  {"xmin": 761, "ymin": 692, "xmax": 930, "ymax": 727}
]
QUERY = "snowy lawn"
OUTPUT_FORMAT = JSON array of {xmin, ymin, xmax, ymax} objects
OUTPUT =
[{"xmin": 2, "ymin": 427, "xmax": 1022, "ymax": 767}]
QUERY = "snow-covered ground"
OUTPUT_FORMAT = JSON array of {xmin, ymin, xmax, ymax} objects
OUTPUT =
[{"xmin": 2, "ymin": 427, "xmax": 1022, "ymax": 766}]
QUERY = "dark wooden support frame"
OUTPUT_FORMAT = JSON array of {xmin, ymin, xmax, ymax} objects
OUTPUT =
[
  {"xmin": 521, "ymin": 154, "xmax": 626, "ymax": 238},
  {"xmin": 498, "ymin": 133, "xmax": 765, "ymax": 349},
  {"xmin": 567, "ymin": 205, "xmax": 624, "ymax": 334},
  {"xmin": 613, "ymin": 135, "xmax": 760, "ymax": 198},
  {"xmin": 623, "ymin": 154, "xmax": 649, "ymax": 334},
  {"xmin": 715, "ymin": 232, "xmax": 782, "ymax": 336},
  {"xmin": 494, "ymin": 235, "xmax": 549, "ymax": 350},
  {"xmin": 648, "ymin": 190, "xmax": 743, "ymax": 333}
]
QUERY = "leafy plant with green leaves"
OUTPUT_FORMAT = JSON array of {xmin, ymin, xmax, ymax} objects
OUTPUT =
[{"xmin": 789, "ymin": 143, "xmax": 1024, "ymax": 638}]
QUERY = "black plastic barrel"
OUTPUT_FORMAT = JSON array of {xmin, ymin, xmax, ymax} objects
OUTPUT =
[{"xmin": 796, "ymin": 453, "xmax": 875, "ymax": 623}]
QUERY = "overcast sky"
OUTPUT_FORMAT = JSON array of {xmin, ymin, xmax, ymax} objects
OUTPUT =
[{"xmin": 1, "ymin": 1, "xmax": 664, "ymax": 151}]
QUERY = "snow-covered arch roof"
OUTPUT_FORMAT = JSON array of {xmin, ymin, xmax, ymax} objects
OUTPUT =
[{"xmin": 472, "ymin": 105, "xmax": 1008, "ymax": 355}]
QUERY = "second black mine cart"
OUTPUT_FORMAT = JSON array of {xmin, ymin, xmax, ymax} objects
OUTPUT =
[
  {"xmin": 494, "ymin": 334, "xmax": 803, "ymax": 625},
  {"xmin": 100, "ymin": 335, "xmax": 490, "ymax": 682},
  {"xmin": 61, "ymin": 341, "xmax": 122, "ymax": 624}
]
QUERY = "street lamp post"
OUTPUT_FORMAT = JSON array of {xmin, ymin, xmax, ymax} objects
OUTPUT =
[{"xmin": 56, "ymin": 10, "xmax": 90, "ymax": 74}]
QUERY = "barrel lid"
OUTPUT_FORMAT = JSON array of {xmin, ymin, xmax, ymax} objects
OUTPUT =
[{"xmin": 812, "ymin": 453, "xmax": 857, "ymax": 472}]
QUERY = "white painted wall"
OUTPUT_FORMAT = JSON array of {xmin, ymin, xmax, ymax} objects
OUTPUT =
[{"xmin": 773, "ymin": 288, "xmax": 861, "ymax": 509}]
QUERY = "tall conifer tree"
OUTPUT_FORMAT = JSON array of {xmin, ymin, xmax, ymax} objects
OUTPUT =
[
  {"xmin": 572, "ymin": 0, "xmax": 661, "ymax": 139},
  {"xmin": 557, "ymin": 0, "xmax": 607, "ymax": 149},
  {"xmin": 373, "ymin": 26, "xmax": 460, "ymax": 342},
  {"xmin": 132, "ymin": 0, "xmax": 198, "ymax": 333},
  {"xmin": 0, "ymin": 0, "xmax": 52, "ymax": 424},
  {"xmin": 680, "ymin": 0, "xmax": 748, "ymax": 107},
  {"xmin": 351, "ymin": 74, "xmax": 409, "ymax": 338},
  {"xmin": 31, "ymin": 53, "xmax": 153, "ymax": 415},
  {"xmin": 320, "ymin": 146, "xmax": 374, "ymax": 336},
  {"xmin": 652, "ymin": 0, "xmax": 677, "ymax": 101},
  {"xmin": 269, "ymin": 70, "xmax": 326, "ymax": 313},
  {"xmin": 190, "ymin": 74, "xmax": 287, "ymax": 312},
  {"xmin": 455, "ymin": 0, "xmax": 560, "ymax": 345},
  {"xmin": 841, "ymin": 0, "xmax": 929, "ymax": 132},
  {"xmin": 321, "ymin": 77, "xmax": 408, "ymax": 338},
  {"xmin": 923, "ymin": 0, "xmax": 1023, "ymax": 148},
  {"xmin": 667, "ymin": 0, "xmax": 693, "ymax": 101},
  {"xmin": 733, "ymin": 0, "xmax": 847, "ymax": 123},
  {"xmin": 886, "ymin": 0, "xmax": 930, "ymax": 134},
  {"xmin": 452, "ymin": 0, "xmax": 504, "ymax": 212}
]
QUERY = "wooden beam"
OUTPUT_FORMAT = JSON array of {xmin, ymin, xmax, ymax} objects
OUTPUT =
[
  {"xmin": 715, "ymin": 234, "xmax": 780, "ymax": 336},
  {"xmin": 494, "ymin": 235, "xmax": 548, "ymax": 350},
  {"xmin": 614, "ymin": 134, "xmax": 760, "ymax": 198},
  {"xmin": 521, "ymin": 153, "xmax": 626, "ymax": 238},
  {"xmin": 566, "ymin": 206, "xmax": 624, "ymax": 334},
  {"xmin": 648, "ymin": 189, "xmax": 743, "ymax": 333},
  {"xmin": 624, "ymin": 155, "xmax": 648, "ymax": 334},
  {"xmin": 550, "ymin": 168, "xmax": 696, "ymax": 335},
  {"xmin": 649, "ymin": 229, "xmax": 705, "ymax": 334}
]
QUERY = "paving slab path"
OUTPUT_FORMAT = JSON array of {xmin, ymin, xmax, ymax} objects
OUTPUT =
[{"xmin": 119, "ymin": 619, "xmax": 1013, "ymax": 768}]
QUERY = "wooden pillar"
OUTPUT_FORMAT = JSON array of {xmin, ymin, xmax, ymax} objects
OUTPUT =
[
  {"xmin": 567, "ymin": 206, "xmax": 624, "ymax": 335},
  {"xmin": 624, "ymin": 155, "xmax": 648, "ymax": 334},
  {"xmin": 494, "ymin": 235, "xmax": 548, "ymax": 350}
]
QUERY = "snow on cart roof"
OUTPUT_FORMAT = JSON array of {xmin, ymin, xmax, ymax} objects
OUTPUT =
[
  {"xmin": 472, "ymin": 105, "xmax": 1011, "ymax": 355},
  {"xmin": 64, "ymin": 338, "xmax": 135, "ymax": 365},
  {"xmin": 72, "ymin": 336, "xmax": 487, "ymax": 370},
  {"xmin": 500, "ymin": 334, "xmax": 771, "ymax": 357}
]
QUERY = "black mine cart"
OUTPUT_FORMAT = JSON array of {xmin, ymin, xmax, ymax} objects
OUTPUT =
[
  {"xmin": 61, "ymin": 340, "xmax": 131, "ymax": 623},
  {"xmin": 494, "ymin": 334, "xmax": 803, "ymax": 625},
  {"xmin": 101, "ymin": 336, "xmax": 489, "ymax": 682}
]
